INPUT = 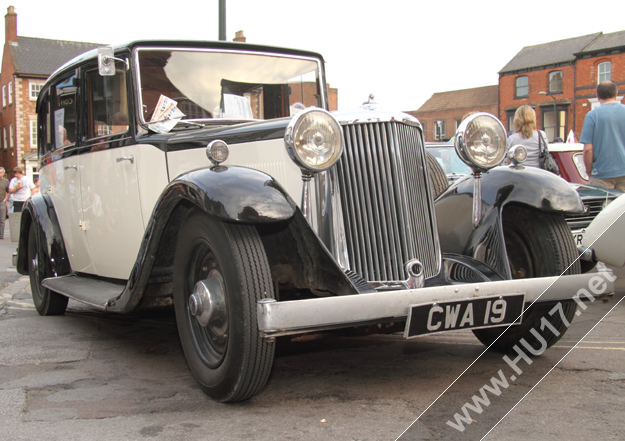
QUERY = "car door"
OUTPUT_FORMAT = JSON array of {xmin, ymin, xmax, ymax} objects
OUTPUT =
[
  {"xmin": 42, "ymin": 73, "xmax": 97, "ymax": 274},
  {"xmin": 78, "ymin": 64, "xmax": 146, "ymax": 280}
]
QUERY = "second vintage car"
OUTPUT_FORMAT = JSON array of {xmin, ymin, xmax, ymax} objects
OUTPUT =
[
  {"xmin": 16, "ymin": 40, "xmax": 613, "ymax": 402},
  {"xmin": 426, "ymin": 142, "xmax": 622, "ymax": 250}
]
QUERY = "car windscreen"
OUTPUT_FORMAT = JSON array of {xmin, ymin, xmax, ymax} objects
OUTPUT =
[
  {"xmin": 427, "ymin": 146, "xmax": 472, "ymax": 176},
  {"xmin": 136, "ymin": 48, "xmax": 323, "ymax": 123}
]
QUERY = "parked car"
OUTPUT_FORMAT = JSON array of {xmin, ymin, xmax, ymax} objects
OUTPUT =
[
  {"xmin": 426, "ymin": 142, "xmax": 622, "ymax": 250},
  {"xmin": 16, "ymin": 40, "xmax": 612, "ymax": 403},
  {"xmin": 548, "ymin": 142, "xmax": 588, "ymax": 184},
  {"xmin": 583, "ymin": 193, "xmax": 625, "ymax": 268}
]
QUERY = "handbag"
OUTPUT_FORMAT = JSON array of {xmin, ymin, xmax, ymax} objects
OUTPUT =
[{"xmin": 538, "ymin": 131, "xmax": 560, "ymax": 175}]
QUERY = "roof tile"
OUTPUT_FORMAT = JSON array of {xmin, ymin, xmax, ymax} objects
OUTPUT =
[
  {"xmin": 10, "ymin": 36, "xmax": 102, "ymax": 76},
  {"xmin": 411, "ymin": 85, "xmax": 499, "ymax": 113}
]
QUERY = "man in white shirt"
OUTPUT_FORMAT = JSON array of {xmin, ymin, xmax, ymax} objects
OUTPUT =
[{"xmin": 8, "ymin": 167, "xmax": 34, "ymax": 212}]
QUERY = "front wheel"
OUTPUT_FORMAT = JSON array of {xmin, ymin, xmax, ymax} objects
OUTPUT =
[
  {"xmin": 173, "ymin": 210, "xmax": 275, "ymax": 402},
  {"xmin": 28, "ymin": 224, "xmax": 68, "ymax": 316},
  {"xmin": 473, "ymin": 205, "xmax": 579, "ymax": 352}
]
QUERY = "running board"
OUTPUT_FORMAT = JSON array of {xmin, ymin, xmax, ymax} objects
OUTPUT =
[{"xmin": 41, "ymin": 275, "xmax": 125, "ymax": 310}]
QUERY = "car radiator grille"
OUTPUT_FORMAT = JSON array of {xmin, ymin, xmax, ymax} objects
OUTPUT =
[
  {"xmin": 336, "ymin": 121, "xmax": 441, "ymax": 283},
  {"xmin": 565, "ymin": 198, "xmax": 610, "ymax": 230}
]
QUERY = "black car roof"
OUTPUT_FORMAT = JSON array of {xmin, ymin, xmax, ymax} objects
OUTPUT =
[{"xmin": 47, "ymin": 40, "xmax": 326, "ymax": 86}]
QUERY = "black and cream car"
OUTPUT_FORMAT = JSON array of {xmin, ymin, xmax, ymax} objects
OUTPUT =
[{"xmin": 16, "ymin": 40, "xmax": 613, "ymax": 402}]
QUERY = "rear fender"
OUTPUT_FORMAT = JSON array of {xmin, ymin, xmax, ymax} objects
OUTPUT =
[
  {"xmin": 435, "ymin": 166, "xmax": 584, "ymax": 279},
  {"xmin": 16, "ymin": 195, "xmax": 72, "ymax": 278}
]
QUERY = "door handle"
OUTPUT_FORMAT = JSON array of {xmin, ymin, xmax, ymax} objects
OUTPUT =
[
  {"xmin": 64, "ymin": 164, "xmax": 77, "ymax": 171},
  {"xmin": 116, "ymin": 155, "xmax": 134, "ymax": 164}
]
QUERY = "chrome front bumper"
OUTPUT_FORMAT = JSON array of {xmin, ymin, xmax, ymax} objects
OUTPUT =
[{"xmin": 257, "ymin": 272, "xmax": 614, "ymax": 338}]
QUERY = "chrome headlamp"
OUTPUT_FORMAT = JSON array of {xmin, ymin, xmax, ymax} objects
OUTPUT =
[
  {"xmin": 454, "ymin": 113, "xmax": 507, "ymax": 172},
  {"xmin": 507, "ymin": 145, "xmax": 527, "ymax": 165},
  {"xmin": 285, "ymin": 108, "xmax": 343, "ymax": 172}
]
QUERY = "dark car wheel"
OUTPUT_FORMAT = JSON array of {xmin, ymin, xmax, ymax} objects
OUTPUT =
[
  {"xmin": 473, "ymin": 205, "xmax": 579, "ymax": 352},
  {"xmin": 426, "ymin": 152, "xmax": 449, "ymax": 200},
  {"xmin": 28, "ymin": 224, "xmax": 68, "ymax": 316},
  {"xmin": 173, "ymin": 210, "xmax": 275, "ymax": 402}
]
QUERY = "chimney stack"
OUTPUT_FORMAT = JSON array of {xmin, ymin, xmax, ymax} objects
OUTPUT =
[
  {"xmin": 233, "ymin": 31, "xmax": 246, "ymax": 43},
  {"xmin": 5, "ymin": 6, "xmax": 17, "ymax": 43}
]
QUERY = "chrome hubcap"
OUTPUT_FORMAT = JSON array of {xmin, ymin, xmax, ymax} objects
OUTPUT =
[{"xmin": 188, "ymin": 270, "xmax": 227, "ymax": 333}]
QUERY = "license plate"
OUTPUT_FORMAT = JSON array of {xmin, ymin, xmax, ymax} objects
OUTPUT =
[
  {"xmin": 404, "ymin": 294, "xmax": 525, "ymax": 338},
  {"xmin": 572, "ymin": 230, "xmax": 584, "ymax": 247}
]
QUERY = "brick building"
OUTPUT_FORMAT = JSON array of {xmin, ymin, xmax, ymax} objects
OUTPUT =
[
  {"xmin": 406, "ymin": 85, "xmax": 498, "ymax": 142},
  {"xmin": 499, "ymin": 31, "xmax": 625, "ymax": 142},
  {"xmin": 0, "ymin": 6, "xmax": 101, "ymax": 177}
]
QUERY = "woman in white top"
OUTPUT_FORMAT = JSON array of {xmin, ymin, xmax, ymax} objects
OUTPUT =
[{"xmin": 506, "ymin": 105, "xmax": 548, "ymax": 169}]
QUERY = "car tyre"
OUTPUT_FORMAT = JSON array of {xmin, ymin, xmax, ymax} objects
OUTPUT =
[
  {"xmin": 472, "ymin": 205, "xmax": 579, "ymax": 352},
  {"xmin": 28, "ymin": 224, "xmax": 68, "ymax": 316},
  {"xmin": 173, "ymin": 209, "xmax": 275, "ymax": 402}
]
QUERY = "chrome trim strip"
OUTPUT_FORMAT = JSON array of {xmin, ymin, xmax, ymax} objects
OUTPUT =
[{"xmin": 257, "ymin": 272, "xmax": 614, "ymax": 337}]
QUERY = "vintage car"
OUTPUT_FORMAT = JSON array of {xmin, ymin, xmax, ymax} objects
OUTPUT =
[
  {"xmin": 582, "ymin": 193, "xmax": 625, "ymax": 268},
  {"xmin": 426, "ymin": 142, "xmax": 622, "ymax": 251},
  {"xmin": 16, "ymin": 40, "xmax": 614, "ymax": 403},
  {"xmin": 548, "ymin": 142, "xmax": 588, "ymax": 184}
]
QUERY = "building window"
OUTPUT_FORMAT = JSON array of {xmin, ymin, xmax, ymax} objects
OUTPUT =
[
  {"xmin": 2, "ymin": 127, "xmax": 5, "ymax": 149},
  {"xmin": 507, "ymin": 110, "xmax": 516, "ymax": 134},
  {"xmin": 598, "ymin": 62, "xmax": 611, "ymax": 83},
  {"xmin": 30, "ymin": 120, "xmax": 37, "ymax": 147},
  {"xmin": 549, "ymin": 71, "xmax": 562, "ymax": 93},
  {"xmin": 435, "ymin": 120, "xmax": 446, "ymax": 141},
  {"xmin": 455, "ymin": 119, "xmax": 462, "ymax": 131},
  {"xmin": 2, "ymin": 85, "xmax": 5, "ymax": 108},
  {"xmin": 8, "ymin": 82, "xmax": 12, "ymax": 105},
  {"xmin": 29, "ymin": 80, "xmax": 44, "ymax": 100},
  {"xmin": 542, "ymin": 107, "xmax": 567, "ymax": 142},
  {"xmin": 515, "ymin": 76, "xmax": 528, "ymax": 98},
  {"xmin": 9, "ymin": 124, "xmax": 14, "ymax": 148}
]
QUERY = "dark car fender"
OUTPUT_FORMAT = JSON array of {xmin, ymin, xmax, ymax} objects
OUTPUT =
[
  {"xmin": 16, "ymin": 194, "xmax": 72, "ymax": 278},
  {"xmin": 171, "ymin": 165, "xmax": 298, "ymax": 222},
  {"xmin": 108, "ymin": 165, "xmax": 302, "ymax": 312},
  {"xmin": 435, "ymin": 166, "xmax": 584, "ymax": 279}
]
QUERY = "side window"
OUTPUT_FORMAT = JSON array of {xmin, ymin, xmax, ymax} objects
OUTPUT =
[
  {"xmin": 515, "ymin": 76, "xmax": 528, "ymax": 98},
  {"xmin": 86, "ymin": 62, "xmax": 128, "ymax": 140},
  {"xmin": 37, "ymin": 90, "xmax": 52, "ymax": 157},
  {"xmin": 51, "ymin": 74, "xmax": 78, "ymax": 149}
]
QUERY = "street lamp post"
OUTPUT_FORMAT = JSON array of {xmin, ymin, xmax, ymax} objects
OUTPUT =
[
  {"xmin": 539, "ymin": 91, "xmax": 557, "ymax": 141},
  {"xmin": 219, "ymin": 0, "xmax": 226, "ymax": 41}
]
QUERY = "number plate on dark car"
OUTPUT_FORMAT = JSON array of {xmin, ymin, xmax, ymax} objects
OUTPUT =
[{"xmin": 404, "ymin": 294, "xmax": 525, "ymax": 338}]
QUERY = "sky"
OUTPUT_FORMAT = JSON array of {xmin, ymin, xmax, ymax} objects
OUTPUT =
[{"xmin": 3, "ymin": 0, "xmax": 625, "ymax": 112}]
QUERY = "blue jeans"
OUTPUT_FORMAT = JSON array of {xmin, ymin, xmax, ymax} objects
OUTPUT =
[{"xmin": 0, "ymin": 201, "xmax": 6, "ymax": 239}]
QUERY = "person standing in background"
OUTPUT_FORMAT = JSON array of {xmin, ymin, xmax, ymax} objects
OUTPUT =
[
  {"xmin": 31, "ymin": 177, "xmax": 41, "ymax": 196},
  {"xmin": 7, "ymin": 167, "xmax": 34, "ymax": 212},
  {"xmin": 506, "ymin": 105, "xmax": 548, "ymax": 168},
  {"xmin": 581, "ymin": 81, "xmax": 625, "ymax": 191},
  {"xmin": 0, "ymin": 167, "xmax": 9, "ymax": 239}
]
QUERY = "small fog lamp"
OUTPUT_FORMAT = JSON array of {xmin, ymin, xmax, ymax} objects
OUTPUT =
[
  {"xmin": 507, "ymin": 145, "xmax": 527, "ymax": 165},
  {"xmin": 206, "ymin": 140, "xmax": 229, "ymax": 164}
]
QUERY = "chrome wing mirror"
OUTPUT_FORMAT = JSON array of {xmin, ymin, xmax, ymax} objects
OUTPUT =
[{"xmin": 98, "ymin": 47, "xmax": 129, "ymax": 76}]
